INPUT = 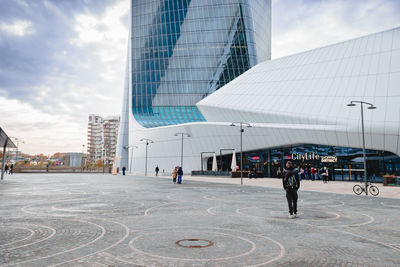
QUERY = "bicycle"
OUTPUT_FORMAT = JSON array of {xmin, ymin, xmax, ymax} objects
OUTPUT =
[{"xmin": 353, "ymin": 182, "xmax": 379, "ymax": 196}]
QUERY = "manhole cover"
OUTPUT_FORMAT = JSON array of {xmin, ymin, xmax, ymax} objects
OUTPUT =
[{"xmin": 175, "ymin": 239, "xmax": 214, "ymax": 248}]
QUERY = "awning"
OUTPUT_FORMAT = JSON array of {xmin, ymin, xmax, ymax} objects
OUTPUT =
[
  {"xmin": 351, "ymin": 155, "xmax": 398, "ymax": 162},
  {"xmin": 0, "ymin": 127, "xmax": 16, "ymax": 148}
]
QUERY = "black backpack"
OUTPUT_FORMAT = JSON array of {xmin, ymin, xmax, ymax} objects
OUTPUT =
[{"xmin": 285, "ymin": 172, "xmax": 297, "ymax": 189}]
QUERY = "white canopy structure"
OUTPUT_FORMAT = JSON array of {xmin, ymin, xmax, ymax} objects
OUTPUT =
[
  {"xmin": 212, "ymin": 153, "xmax": 218, "ymax": 172},
  {"xmin": 231, "ymin": 151, "xmax": 237, "ymax": 171}
]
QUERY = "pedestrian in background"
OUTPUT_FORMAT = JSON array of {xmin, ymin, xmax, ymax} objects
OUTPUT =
[
  {"xmin": 282, "ymin": 161, "xmax": 300, "ymax": 219},
  {"xmin": 276, "ymin": 166, "xmax": 282, "ymax": 178},
  {"xmin": 4, "ymin": 164, "xmax": 8, "ymax": 175},
  {"xmin": 177, "ymin": 166, "xmax": 183, "ymax": 184},
  {"xmin": 122, "ymin": 166, "xmax": 126, "ymax": 176},
  {"xmin": 9, "ymin": 163, "xmax": 13, "ymax": 175},
  {"xmin": 155, "ymin": 165, "xmax": 159, "ymax": 176},
  {"xmin": 298, "ymin": 166, "xmax": 304, "ymax": 181},
  {"xmin": 172, "ymin": 166, "xmax": 178, "ymax": 183},
  {"xmin": 311, "ymin": 167, "xmax": 316, "ymax": 181},
  {"xmin": 322, "ymin": 167, "xmax": 328, "ymax": 183}
]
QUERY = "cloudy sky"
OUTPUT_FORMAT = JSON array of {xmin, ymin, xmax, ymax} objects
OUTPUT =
[{"xmin": 1, "ymin": 0, "xmax": 399, "ymax": 155}]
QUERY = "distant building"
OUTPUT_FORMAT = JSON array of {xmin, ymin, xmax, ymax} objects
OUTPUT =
[
  {"xmin": 103, "ymin": 116, "xmax": 119, "ymax": 165},
  {"xmin": 87, "ymin": 114, "xmax": 120, "ymax": 165},
  {"xmin": 87, "ymin": 114, "xmax": 104, "ymax": 163}
]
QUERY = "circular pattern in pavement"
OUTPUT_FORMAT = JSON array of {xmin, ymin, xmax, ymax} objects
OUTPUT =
[
  {"xmin": 175, "ymin": 238, "xmax": 214, "ymax": 248},
  {"xmin": 1, "ymin": 174, "xmax": 399, "ymax": 266},
  {"xmin": 0, "ymin": 225, "xmax": 35, "ymax": 247},
  {"xmin": 117, "ymin": 227, "xmax": 284, "ymax": 266}
]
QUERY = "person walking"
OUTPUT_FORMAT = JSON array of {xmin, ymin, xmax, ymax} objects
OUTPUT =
[
  {"xmin": 299, "ymin": 167, "xmax": 304, "ymax": 181},
  {"xmin": 282, "ymin": 161, "xmax": 300, "ymax": 219},
  {"xmin": 122, "ymin": 166, "xmax": 126, "ymax": 176},
  {"xmin": 276, "ymin": 166, "xmax": 282, "ymax": 178},
  {"xmin": 9, "ymin": 164, "xmax": 13, "ymax": 175},
  {"xmin": 155, "ymin": 165, "xmax": 159, "ymax": 176},
  {"xmin": 311, "ymin": 167, "xmax": 316, "ymax": 181},
  {"xmin": 177, "ymin": 166, "xmax": 183, "ymax": 184},
  {"xmin": 322, "ymin": 167, "xmax": 328, "ymax": 183},
  {"xmin": 4, "ymin": 164, "xmax": 9, "ymax": 175},
  {"xmin": 172, "ymin": 166, "xmax": 178, "ymax": 183}
]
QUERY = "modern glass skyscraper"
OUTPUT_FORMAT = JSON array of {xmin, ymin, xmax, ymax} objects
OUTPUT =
[{"xmin": 130, "ymin": 0, "xmax": 271, "ymax": 127}]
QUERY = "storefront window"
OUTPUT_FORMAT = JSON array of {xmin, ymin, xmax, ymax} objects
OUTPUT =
[{"xmin": 217, "ymin": 144, "xmax": 399, "ymax": 182}]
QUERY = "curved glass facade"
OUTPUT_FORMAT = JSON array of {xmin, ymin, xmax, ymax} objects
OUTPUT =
[{"xmin": 130, "ymin": 0, "xmax": 271, "ymax": 127}]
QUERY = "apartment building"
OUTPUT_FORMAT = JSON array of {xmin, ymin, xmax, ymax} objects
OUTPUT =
[
  {"xmin": 103, "ymin": 116, "xmax": 119, "ymax": 165},
  {"xmin": 87, "ymin": 114, "xmax": 119, "ymax": 165}
]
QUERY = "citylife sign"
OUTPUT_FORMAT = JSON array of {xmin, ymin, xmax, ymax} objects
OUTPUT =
[
  {"xmin": 291, "ymin": 152, "xmax": 338, "ymax": 163},
  {"xmin": 291, "ymin": 152, "xmax": 320, "ymax": 161}
]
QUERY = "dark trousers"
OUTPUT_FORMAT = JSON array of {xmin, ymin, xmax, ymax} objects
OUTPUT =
[{"xmin": 286, "ymin": 189, "xmax": 298, "ymax": 215}]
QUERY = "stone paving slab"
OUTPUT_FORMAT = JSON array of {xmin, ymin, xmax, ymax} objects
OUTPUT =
[{"xmin": 0, "ymin": 173, "xmax": 399, "ymax": 266}]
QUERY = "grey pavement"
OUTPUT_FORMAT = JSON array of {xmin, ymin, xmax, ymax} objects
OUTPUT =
[{"xmin": 0, "ymin": 173, "xmax": 399, "ymax": 266}]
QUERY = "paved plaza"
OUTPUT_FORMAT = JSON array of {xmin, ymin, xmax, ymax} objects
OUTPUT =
[{"xmin": 0, "ymin": 174, "xmax": 399, "ymax": 266}]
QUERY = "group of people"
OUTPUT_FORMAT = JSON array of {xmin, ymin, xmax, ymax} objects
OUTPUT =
[
  {"xmin": 3, "ymin": 163, "xmax": 14, "ymax": 175},
  {"xmin": 171, "ymin": 166, "xmax": 183, "ymax": 184},
  {"xmin": 298, "ymin": 166, "xmax": 330, "ymax": 183},
  {"xmin": 278, "ymin": 166, "xmax": 330, "ymax": 183}
]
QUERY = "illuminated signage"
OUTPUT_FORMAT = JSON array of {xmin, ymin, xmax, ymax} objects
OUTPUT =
[
  {"xmin": 321, "ymin": 156, "xmax": 337, "ymax": 162},
  {"xmin": 290, "ymin": 152, "xmax": 338, "ymax": 162},
  {"xmin": 291, "ymin": 152, "xmax": 320, "ymax": 161}
]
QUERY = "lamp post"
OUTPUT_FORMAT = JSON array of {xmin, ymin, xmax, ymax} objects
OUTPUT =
[
  {"xmin": 82, "ymin": 144, "xmax": 85, "ymax": 171},
  {"xmin": 347, "ymin": 101, "xmax": 376, "ymax": 195},
  {"xmin": 102, "ymin": 141, "xmax": 106, "ymax": 174},
  {"xmin": 124, "ymin": 145, "xmax": 139, "ymax": 174},
  {"xmin": 10, "ymin": 137, "xmax": 24, "ymax": 164},
  {"xmin": 230, "ymin": 122, "xmax": 252, "ymax": 185},
  {"xmin": 174, "ymin": 133, "xmax": 190, "ymax": 168},
  {"xmin": 140, "ymin": 138, "xmax": 154, "ymax": 176}
]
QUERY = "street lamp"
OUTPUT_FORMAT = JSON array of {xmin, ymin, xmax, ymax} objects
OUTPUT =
[
  {"xmin": 102, "ymin": 141, "xmax": 106, "ymax": 174},
  {"xmin": 140, "ymin": 138, "xmax": 154, "ymax": 176},
  {"xmin": 347, "ymin": 101, "xmax": 376, "ymax": 195},
  {"xmin": 124, "ymin": 145, "xmax": 139, "ymax": 174},
  {"xmin": 174, "ymin": 132, "xmax": 190, "ymax": 169},
  {"xmin": 10, "ymin": 137, "xmax": 24, "ymax": 164},
  {"xmin": 82, "ymin": 144, "xmax": 85, "ymax": 171},
  {"xmin": 230, "ymin": 122, "xmax": 252, "ymax": 185}
]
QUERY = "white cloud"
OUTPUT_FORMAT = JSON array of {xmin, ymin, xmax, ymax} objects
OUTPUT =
[
  {"xmin": 0, "ymin": 19, "xmax": 34, "ymax": 37},
  {"xmin": 71, "ymin": 0, "xmax": 129, "ymax": 48},
  {"xmin": 271, "ymin": 0, "xmax": 400, "ymax": 59},
  {"xmin": 0, "ymin": 96, "xmax": 84, "ymax": 154},
  {"xmin": 2, "ymin": 1, "xmax": 129, "ymax": 155}
]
